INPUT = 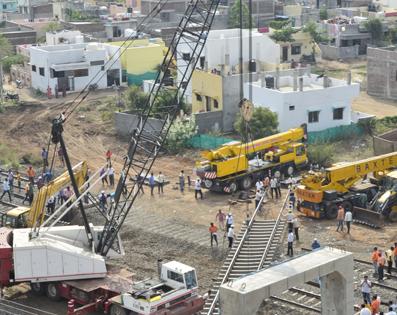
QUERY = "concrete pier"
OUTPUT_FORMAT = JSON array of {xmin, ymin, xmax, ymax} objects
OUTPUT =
[{"xmin": 219, "ymin": 247, "xmax": 354, "ymax": 315}]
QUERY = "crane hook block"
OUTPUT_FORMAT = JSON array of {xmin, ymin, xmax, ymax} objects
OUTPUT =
[{"xmin": 51, "ymin": 118, "xmax": 64, "ymax": 144}]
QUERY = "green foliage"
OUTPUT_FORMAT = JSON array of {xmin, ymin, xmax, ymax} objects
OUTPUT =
[
  {"xmin": 44, "ymin": 21, "xmax": 62, "ymax": 32},
  {"xmin": 0, "ymin": 35, "xmax": 12, "ymax": 60},
  {"xmin": 270, "ymin": 27, "xmax": 299, "ymax": 42},
  {"xmin": 364, "ymin": 18, "xmax": 384, "ymax": 44},
  {"xmin": 319, "ymin": 8, "xmax": 328, "ymax": 20},
  {"xmin": 269, "ymin": 19, "xmax": 290, "ymax": 30},
  {"xmin": 34, "ymin": 88, "xmax": 44, "ymax": 97},
  {"xmin": 2, "ymin": 54, "xmax": 26, "ymax": 73},
  {"xmin": 0, "ymin": 144, "xmax": 19, "ymax": 169},
  {"xmin": 307, "ymin": 143, "xmax": 334, "ymax": 167},
  {"xmin": 165, "ymin": 115, "xmax": 198, "ymax": 153},
  {"xmin": 125, "ymin": 85, "xmax": 147, "ymax": 112},
  {"xmin": 66, "ymin": 9, "xmax": 96, "ymax": 22},
  {"xmin": 374, "ymin": 116, "xmax": 397, "ymax": 134},
  {"xmin": 387, "ymin": 27, "xmax": 397, "ymax": 44},
  {"xmin": 228, "ymin": 0, "xmax": 252, "ymax": 29},
  {"xmin": 303, "ymin": 21, "xmax": 328, "ymax": 43},
  {"xmin": 234, "ymin": 107, "xmax": 278, "ymax": 141},
  {"xmin": 125, "ymin": 86, "xmax": 188, "ymax": 117},
  {"xmin": 357, "ymin": 118, "xmax": 376, "ymax": 136}
]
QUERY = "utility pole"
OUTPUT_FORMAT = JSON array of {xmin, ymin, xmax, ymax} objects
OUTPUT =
[{"xmin": 0, "ymin": 62, "xmax": 3, "ymax": 104}]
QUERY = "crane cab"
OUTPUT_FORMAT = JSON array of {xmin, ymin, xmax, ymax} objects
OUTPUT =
[
  {"xmin": 0, "ymin": 207, "xmax": 30, "ymax": 228},
  {"xmin": 160, "ymin": 261, "xmax": 198, "ymax": 290}
]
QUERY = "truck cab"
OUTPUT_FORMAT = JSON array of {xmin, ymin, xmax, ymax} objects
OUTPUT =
[
  {"xmin": 109, "ymin": 261, "xmax": 203, "ymax": 315},
  {"xmin": 0, "ymin": 207, "xmax": 30, "ymax": 228}
]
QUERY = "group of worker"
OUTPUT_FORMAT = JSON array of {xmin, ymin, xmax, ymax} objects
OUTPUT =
[
  {"xmin": 371, "ymin": 245, "xmax": 397, "ymax": 282},
  {"xmin": 254, "ymin": 176, "xmax": 283, "ymax": 207},
  {"xmin": 0, "ymin": 169, "xmax": 25, "ymax": 203},
  {"xmin": 209, "ymin": 212, "xmax": 234, "ymax": 249},
  {"xmin": 360, "ymin": 275, "xmax": 397, "ymax": 315}
]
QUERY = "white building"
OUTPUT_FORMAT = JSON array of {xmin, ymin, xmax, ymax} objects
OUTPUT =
[
  {"xmin": 177, "ymin": 28, "xmax": 281, "ymax": 103},
  {"xmin": 46, "ymin": 30, "xmax": 84, "ymax": 45},
  {"xmin": 244, "ymin": 70, "xmax": 360, "ymax": 132},
  {"xmin": 30, "ymin": 42, "xmax": 122, "ymax": 94}
]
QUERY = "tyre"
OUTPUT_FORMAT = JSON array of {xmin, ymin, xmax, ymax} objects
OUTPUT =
[
  {"xmin": 46, "ymin": 282, "xmax": 61, "ymax": 301},
  {"xmin": 31, "ymin": 282, "xmax": 45, "ymax": 296},
  {"xmin": 342, "ymin": 200, "xmax": 353, "ymax": 213},
  {"xmin": 110, "ymin": 304, "xmax": 128, "ymax": 315},
  {"xmin": 204, "ymin": 179, "xmax": 213, "ymax": 189},
  {"xmin": 325, "ymin": 203, "xmax": 338, "ymax": 219},
  {"xmin": 285, "ymin": 165, "xmax": 295, "ymax": 177},
  {"xmin": 389, "ymin": 210, "xmax": 397, "ymax": 222},
  {"xmin": 239, "ymin": 176, "xmax": 252, "ymax": 190},
  {"xmin": 229, "ymin": 182, "xmax": 237, "ymax": 194}
]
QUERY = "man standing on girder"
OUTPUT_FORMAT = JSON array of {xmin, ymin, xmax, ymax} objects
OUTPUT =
[{"xmin": 287, "ymin": 230, "xmax": 294, "ymax": 257}]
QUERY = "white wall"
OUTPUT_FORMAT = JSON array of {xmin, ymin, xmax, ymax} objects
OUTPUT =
[
  {"xmin": 177, "ymin": 29, "xmax": 280, "ymax": 103},
  {"xmin": 244, "ymin": 78, "xmax": 360, "ymax": 132},
  {"xmin": 30, "ymin": 43, "xmax": 122, "ymax": 94}
]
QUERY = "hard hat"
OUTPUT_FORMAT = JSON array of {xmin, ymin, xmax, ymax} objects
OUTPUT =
[
  {"xmin": 288, "ymin": 209, "xmax": 292, "ymax": 213},
  {"xmin": 228, "ymin": 212, "xmax": 232, "ymax": 215},
  {"xmin": 101, "ymin": 190, "xmax": 105, "ymax": 194},
  {"xmin": 231, "ymin": 225, "xmax": 234, "ymax": 228},
  {"xmin": 314, "ymin": 238, "xmax": 317, "ymax": 241}
]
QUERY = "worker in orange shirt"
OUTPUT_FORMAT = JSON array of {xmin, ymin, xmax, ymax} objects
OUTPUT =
[
  {"xmin": 209, "ymin": 222, "xmax": 218, "ymax": 247},
  {"xmin": 378, "ymin": 251, "xmax": 386, "ymax": 282},
  {"xmin": 371, "ymin": 247, "xmax": 380, "ymax": 276},
  {"xmin": 27, "ymin": 165, "xmax": 35, "ymax": 184},
  {"xmin": 370, "ymin": 295, "xmax": 380, "ymax": 315},
  {"xmin": 105, "ymin": 150, "xmax": 112, "ymax": 163}
]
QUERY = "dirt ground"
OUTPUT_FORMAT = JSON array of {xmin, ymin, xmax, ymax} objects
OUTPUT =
[{"xmin": 0, "ymin": 78, "xmax": 396, "ymax": 314}]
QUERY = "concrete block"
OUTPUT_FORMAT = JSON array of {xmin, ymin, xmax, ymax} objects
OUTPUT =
[{"xmin": 287, "ymin": 272, "xmax": 305, "ymax": 288}]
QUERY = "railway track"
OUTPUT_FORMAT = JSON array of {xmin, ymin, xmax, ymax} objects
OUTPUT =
[
  {"xmin": 201, "ymin": 194, "xmax": 288, "ymax": 315},
  {"xmin": 0, "ymin": 298, "xmax": 57, "ymax": 315}
]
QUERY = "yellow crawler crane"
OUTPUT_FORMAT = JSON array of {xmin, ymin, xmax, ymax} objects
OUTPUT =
[
  {"xmin": 0, "ymin": 161, "xmax": 88, "ymax": 228},
  {"xmin": 196, "ymin": 125, "xmax": 308, "ymax": 193},
  {"xmin": 296, "ymin": 152, "xmax": 397, "ymax": 226}
]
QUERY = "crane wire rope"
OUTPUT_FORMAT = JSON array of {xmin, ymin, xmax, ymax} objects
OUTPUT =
[{"xmin": 34, "ymin": 0, "xmax": 170, "ymax": 225}]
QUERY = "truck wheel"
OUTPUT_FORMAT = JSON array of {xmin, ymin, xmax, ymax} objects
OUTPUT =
[
  {"xmin": 31, "ymin": 282, "xmax": 45, "ymax": 296},
  {"xmin": 46, "ymin": 283, "xmax": 61, "ymax": 301},
  {"xmin": 285, "ymin": 165, "xmax": 295, "ymax": 177},
  {"xmin": 228, "ymin": 182, "xmax": 237, "ymax": 194},
  {"xmin": 239, "ymin": 176, "xmax": 252, "ymax": 190},
  {"xmin": 325, "ymin": 204, "xmax": 338, "ymax": 219},
  {"xmin": 389, "ymin": 211, "xmax": 397, "ymax": 222},
  {"xmin": 342, "ymin": 201, "xmax": 353, "ymax": 213},
  {"xmin": 110, "ymin": 304, "xmax": 128, "ymax": 315}
]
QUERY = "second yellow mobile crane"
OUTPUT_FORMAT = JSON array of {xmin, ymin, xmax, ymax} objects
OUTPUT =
[{"xmin": 296, "ymin": 152, "xmax": 397, "ymax": 224}]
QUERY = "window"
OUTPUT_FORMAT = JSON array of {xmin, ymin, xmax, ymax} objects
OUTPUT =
[
  {"xmin": 31, "ymin": 65, "xmax": 36, "ymax": 72},
  {"xmin": 195, "ymin": 93, "xmax": 202, "ymax": 101},
  {"xmin": 182, "ymin": 53, "xmax": 190, "ymax": 61},
  {"xmin": 101, "ymin": 66, "xmax": 105, "ymax": 71},
  {"xmin": 333, "ymin": 107, "xmax": 344, "ymax": 120},
  {"xmin": 74, "ymin": 69, "xmax": 88, "ymax": 77},
  {"xmin": 291, "ymin": 45, "xmax": 301, "ymax": 55},
  {"xmin": 200, "ymin": 56, "xmax": 205, "ymax": 68},
  {"xmin": 50, "ymin": 69, "xmax": 65, "ymax": 78},
  {"xmin": 39, "ymin": 67, "xmax": 45, "ymax": 76},
  {"xmin": 214, "ymin": 99, "xmax": 219, "ymax": 109},
  {"xmin": 90, "ymin": 60, "xmax": 105, "ymax": 66},
  {"xmin": 167, "ymin": 271, "xmax": 184, "ymax": 283},
  {"xmin": 3, "ymin": 4, "xmax": 6, "ymax": 9},
  {"xmin": 289, "ymin": 105, "xmax": 295, "ymax": 111},
  {"xmin": 308, "ymin": 110, "xmax": 319, "ymax": 123}
]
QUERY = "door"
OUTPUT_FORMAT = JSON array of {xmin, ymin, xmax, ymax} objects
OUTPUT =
[
  {"xmin": 68, "ymin": 76, "xmax": 75, "ymax": 91},
  {"xmin": 282, "ymin": 46, "xmax": 288, "ymax": 62}
]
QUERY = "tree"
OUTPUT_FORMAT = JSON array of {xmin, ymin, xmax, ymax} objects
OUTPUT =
[
  {"xmin": 303, "ymin": 21, "xmax": 328, "ymax": 59},
  {"xmin": 319, "ymin": 8, "xmax": 328, "ymax": 20},
  {"xmin": 2, "ymin": 54, "xmax": 27, "ymax": 73},
  {"xmin": 234, "ymin": 107, "xmax": 278, "ymax": 140},
  {"xmin": 0, "ymin": 35, "xmax": 12, "ymax": 60},
  {"xmin": 125, "ymin": 86, "xmax": 147, "ymax": 112},
  {"xmin": 228, "ymin": 0, "xmax": 252, "ymax": 29},
  {"xmin": 269, "ymin": 19, "xmax": 290, "ymax": 30},
  {"xmin": 270, "ymin": 27, "xmax": 299, "ymax": 42},
  {"xmin": 44, "ymin": 21, "xmax": 62, "ymax": 32},
  {"xmin": 365, "ymin": 18, "xmax": 384, "ymax": 44},
  {"xmin": 165, "ymin": 115, "xmax": 198, "ymax": 152},
  {"xmin": 152, "ymin": 89, "xmax": 188, "ymax": 117},
  {"xmin": 307, "ymin": 143, "xmax": 334, "ymax": 167}
]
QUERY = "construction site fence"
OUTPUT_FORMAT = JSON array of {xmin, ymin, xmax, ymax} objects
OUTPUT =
[
  {"xmin": 187, "ymin": 134, "xmax": 234, "ymax": 150},
  {"xmin": 307, "ymin": 124, "xmax": 364, "ymax": 144},
  {"xmin": 186, "ymin": 124, "xmax": 364, "ymax": 150}
]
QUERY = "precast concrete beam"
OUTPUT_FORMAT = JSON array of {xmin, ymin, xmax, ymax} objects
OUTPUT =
[{"xmin": 219, "ymin": 247, "xmax": 354, "ymax": 315}]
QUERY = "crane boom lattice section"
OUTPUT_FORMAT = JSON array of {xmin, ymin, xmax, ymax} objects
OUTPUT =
[{"xmin": 97, "ymin": 0, "xmax": 220, "ymax": 256}]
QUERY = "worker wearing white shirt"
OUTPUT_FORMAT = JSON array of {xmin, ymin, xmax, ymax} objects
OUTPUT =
[
  {"xmin": 226, "ymin": 213, "xmax": 234, "ymax": 231},
  {"xmin": 359, "ymin": 304, "xmax": 371, "ymax": 315},
  {"xmin": 344, "ymin": 209, "xmax": 353, "ymax": 234},
  {"xmin": 386, "ymin": 307, "xmax": 397, "ymax": 315},
  {"xmin": 287, "ymin": 230, "xmax": 294, "ymax": 257},
  {"xmin": 255, "ymin": 179, "xmax": 263, "ymax": 191},
  {"xmin": 227, "ymin": 225, "xmax": 234, "ymax": 248}
]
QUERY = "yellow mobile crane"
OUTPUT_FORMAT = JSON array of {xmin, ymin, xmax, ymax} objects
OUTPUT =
[
  {"xmin": 0, "ymin": 161, "xmax": 88, "ymax": 228},
  {"xmin": 196, "ymin": 125, "xmax": 307, "ymax": 193},
  {"xmin": 296, "ymin": 152, "xmax": 397, "ymax": 224}
]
